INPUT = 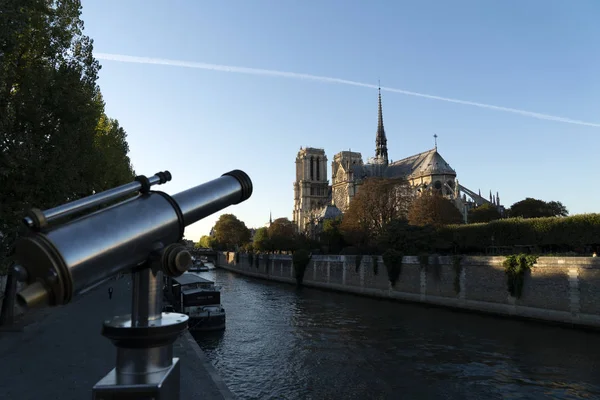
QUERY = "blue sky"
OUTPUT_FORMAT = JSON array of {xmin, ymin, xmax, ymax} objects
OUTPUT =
[{"xmin": 80, "ymin": 0, "xmax": 599, "ymax": 241}]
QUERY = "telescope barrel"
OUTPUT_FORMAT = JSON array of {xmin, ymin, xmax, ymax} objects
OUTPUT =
[
  {"xmin": 13, "ymin": 170, "xmax": 253, "ymax": 309},
  {"xmin": 173, "ymin": 170, "xmax": 253, "ymax": 226},
  {"xmin": 23, "ymin": 171, "xmax": 172, "ymax": 229}
]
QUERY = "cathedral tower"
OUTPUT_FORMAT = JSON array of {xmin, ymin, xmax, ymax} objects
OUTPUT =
[{"xmin": 293, "ymin": 147, "xmax": 329, "ymax": 232}]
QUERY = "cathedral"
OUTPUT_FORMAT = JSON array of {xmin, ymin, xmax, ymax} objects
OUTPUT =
[{"xmin": 292, "ymin": 88, "xmax": 504, "ymax": 234}]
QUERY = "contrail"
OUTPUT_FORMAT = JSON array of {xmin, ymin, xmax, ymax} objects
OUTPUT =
[{"xmin": 95, "ymin": 52, "xmax": 600, "ymax": 128}]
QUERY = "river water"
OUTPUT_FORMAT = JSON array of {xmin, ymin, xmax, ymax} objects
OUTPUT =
[{"xmin": 191, "ymin": 268, "xmax": 600, "ymax": 400}]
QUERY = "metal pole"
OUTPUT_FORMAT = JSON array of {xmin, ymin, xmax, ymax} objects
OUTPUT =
[
  {"xmin": 131, "ymin": 268, "xmax": 163, "ymax": 326},
  {"xmin": 93, "ymin": 262, "xmax": 188, "ymax": 399},
  {"xmin": 0, "ymin": 268, "xmax": 17, "ymax": 326}
]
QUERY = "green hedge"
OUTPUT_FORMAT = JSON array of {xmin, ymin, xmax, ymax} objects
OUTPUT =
[{"xmin": 436, "ymin": 214, "xmax": 600, "ymax": 253}]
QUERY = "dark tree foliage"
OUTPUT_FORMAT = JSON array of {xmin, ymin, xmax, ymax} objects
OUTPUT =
[
  {"xmin": 268, "ymin": 218, "xmax": 297, "ymax": 253},
  {"xmin": 468, "ymin": 203, "xmax": 502, "ymax": 223},
  {"xmin": 377, "ymin": 219, "xmax": 439, "ymax": 255},
  {"xmin": 341, "ymin": 177, "xmax": 414, "ymax": 250},
  {"xmin": 253, "ymin": 227, "xmax": 270, "ymax": 252},
  {"xmin": 320, "ymin": 216, "xmax": 346, "ymax": 254},
  {"xmin": 0, "ymin": 0, "xmax": 135, "ymax": 272},
  {"xmin": 508, "ymin": 198, "xmax": 568, "ymax": 219},
  {"xmin": 408, "ymin": 191, "xmax": 463, "ymax": 227}
]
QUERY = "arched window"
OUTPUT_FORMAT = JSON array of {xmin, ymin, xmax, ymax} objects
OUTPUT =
[
  {"xmin": 310, "ymin": 156, "xmax": 314, "ymax": 180},
  {"xmin": 316, "ymin": 157, "xmax": 320, "ymax": 181}
]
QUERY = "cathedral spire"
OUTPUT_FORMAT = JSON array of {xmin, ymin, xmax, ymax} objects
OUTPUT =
[
  {"xmin": 375, "ymin": 84, "xmax": 388, "ymax": 163},
  {"xmin": 269, "ymin": 210, "xmax": 272, "ymax": 224}
]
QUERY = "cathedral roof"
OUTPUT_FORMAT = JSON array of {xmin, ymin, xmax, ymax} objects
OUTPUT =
[
  {"xmin": 317, "ymin": 204, "xmax": 343, "ymax": 220},
  {"xmin": 385, "ymin": 148, "xmax": 456, "ymax": 179}
]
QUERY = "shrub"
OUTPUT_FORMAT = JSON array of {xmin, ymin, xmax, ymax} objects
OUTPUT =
[
  {"xmin": 503, "ymin": 254, "xmax": 538, "ymax": 298},
  {"xmin": 382, "ymin": 249, "xmax": 403, "ymax": 287},
  {"xmin": 292, "ymin": 249, "xmax": 312, "ymax": 285},
  {"xmin": 437, "ymin": 214, "xmax": 600, "ymax": 254}
]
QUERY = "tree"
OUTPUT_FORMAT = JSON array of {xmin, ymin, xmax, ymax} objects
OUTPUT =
[
  {"xmin": 253, "ymin": 227, "xmax": 270, "ymax": 252},
  {"xmin": 320, "ymin": 216, "xmax": 346, "ymax": 254},
  {"xmin": 377, "ymin": 219, "xmax": 437, "ymax": 254},
  {"xmin": 408, "ymin": 191, "xmax": 463, "ymax": 227},
  {"xmin": 468, "ymin": 203, "xmax": 502, "ymax": 224},
  {"xmin": 341, "ymin": 177, "xmax": 414, "ymax": 250},
  {"xmin": 197, "ymin": 235, "xmax": 212, "ymax": 248},
  {"xmin": 508, "ymin": 198, "xmax": 569, "ymax": 219},
  {"xmin": 268, "ymin": 218, "xmax": 297, "ymax": 252},
  {"xmin": 0, "ymin": 0, "xmax": 135, "ymax": 272},
  {"xmin": 93, "ymin": 111, "xmax": 135, "ymax": 190},
  {"xmin": 212, "ymin": 214, "xmax": 250, "ymax": 251}
]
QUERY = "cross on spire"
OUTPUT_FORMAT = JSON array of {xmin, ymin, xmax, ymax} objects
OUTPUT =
[{"xmin": 433, "ymin": 134, "xmax": 438, "ymax": 150}]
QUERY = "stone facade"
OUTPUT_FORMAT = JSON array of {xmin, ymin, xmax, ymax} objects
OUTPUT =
[
  {"xmin": 292, "ymin": 88, "xmax": 505, "ymax": 234},
  {"xmin": 219, "ymin": 253, "xmax": 600, "ymax": 330},
  {"xmin": 292, "ymin": 147, "xmax": 338, "ymax": 235}
]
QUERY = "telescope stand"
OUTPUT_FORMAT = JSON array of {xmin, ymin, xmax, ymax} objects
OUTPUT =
[{"xmin": 93, "ymin": 264, "xmax": 189, "ymax": 400}]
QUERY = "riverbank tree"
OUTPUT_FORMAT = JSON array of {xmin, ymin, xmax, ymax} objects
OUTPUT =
[
  {"xmin": 408, "ymin": 191, "xmax": 463, "ymax": 227},
  {"xmin": 507, "ymin": 198, "xmax": 568, "ymax": 219},
  {"xmin": 211, "ymin": 214, "xmax": 251, "ymax": 251},
  {"xmin": 0, "ymin": 0, "xmax": 135, "ymax": 273},
  {"xmin": 340, "ymin": 177, "xmax": 414, "ymax": 251},
  {"xmin": 467, "ymin": 203, "xmax": 502, "ymax": 223}
]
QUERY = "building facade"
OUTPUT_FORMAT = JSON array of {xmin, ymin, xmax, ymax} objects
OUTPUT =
[{"xmin": 292, "ymin": 88, "xmax": 504, "ymax": 234}]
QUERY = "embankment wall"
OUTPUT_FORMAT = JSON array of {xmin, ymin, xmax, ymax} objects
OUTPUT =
[{"xmin": 217, "ymin": 252, "xmax": 600, "ymax": 330}]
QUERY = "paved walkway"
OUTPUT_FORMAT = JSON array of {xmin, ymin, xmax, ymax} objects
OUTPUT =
[{"xmin": 0, "ymin": 276, "xmax": 235, "ymax": 400}]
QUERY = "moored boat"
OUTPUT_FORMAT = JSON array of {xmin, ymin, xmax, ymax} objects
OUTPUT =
[
  {"xmin": 188, "ymin": 259, "xmax": 209, "ymax": 272},
  {"xmin": 163, "ymin": 273, "xmax": 225, "ymax": 331}
]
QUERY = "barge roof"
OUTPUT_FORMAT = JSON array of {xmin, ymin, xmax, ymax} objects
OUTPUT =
[{"xmin": 172, "ymin": 273, "xmax": 214, "ymax": 286}]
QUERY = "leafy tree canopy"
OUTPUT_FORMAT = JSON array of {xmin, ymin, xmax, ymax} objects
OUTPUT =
[
  {"xmin": 0, "ymin": 0, "xmax": 135, "ymax": 271},
  {"xmin": 196, "ymin": 235, "xmax": 213, "ymax": 248},
  {"xmin": 212, "ymin": 214, "xmax": 250, "ymax": 251},
  {"xmin": 408, "ymin": 191, "xmax": 463, "ymax": 227},
  {"xmin": 377, "ymin": 219, "xmax": 438, "ymax": 254},
  {"xmin": 320, "ymin": 216, "xmax": 346, "ymax": 254},
  {"xmin": 268, "ymin": 218, "xmax": 297, "ymax": 252},
  {"xmin": 253, "ymin": 227, "xmax": 270, "ymax": 252},
  {"xmin": 468, "ymin": 203, "xmax": 502, "ymax": 224},
  {"xmin": 508, "ymin": 198, "xmax": 568, "ymax": 219},
  {"xmin": 341, "ymin": 177, "xmax": 414, "ymax": 250}
]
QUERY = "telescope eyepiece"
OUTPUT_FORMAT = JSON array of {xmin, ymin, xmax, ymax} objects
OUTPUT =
[
  {"xmin": 156, "ymin": 171, "xmax": 172, "ymax": 184},
  {"xmin": 222, "ymin": 170, "xmax": 253, "ymax": 204}
]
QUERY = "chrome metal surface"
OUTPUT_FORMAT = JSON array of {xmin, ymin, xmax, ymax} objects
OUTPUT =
[
  {"xmin": 103, "ymin": 312, "xmax": 188, "ymax": 329},
  {"xmin": 23, "ymin": 173, "xmax": 169, "ymax": 228},
  {"xmin": 131, "ymin": 269, "xmax": 163, "ymax": 326},
  {"xmin": 44, "ymin": 193, "xmax": 181, "ymax": 296},
  {"xmin": 12, "ymin": 264, "xmax": 28, "ymax": 282},
  {"xmin": 172, "ymin": 175, "xmax": 243, "ymax": 226},
  {"xmin": 15, "ymin": 170, "xmax": 252, "ymax": 307},
  {"xmin": 41, "ymin": 181, "xmax": 142, "ymax": 224},
  {"xmin": 93, "ymin": 358, "xmax": 180, "ymax": 400},
  {"xmin": 116, "ymin": 345, "xmax": 173, "ymax": 376}
]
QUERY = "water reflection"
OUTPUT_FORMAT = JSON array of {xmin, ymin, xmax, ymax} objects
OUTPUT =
[{"xmin": 191, "ymin": 270, "xmax": 600, "ymax": 400}]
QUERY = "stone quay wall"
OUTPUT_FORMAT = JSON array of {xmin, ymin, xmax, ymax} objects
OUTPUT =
[{"xmin": 217, "ymin": 252, "xmax": 600, "ymax": 330}]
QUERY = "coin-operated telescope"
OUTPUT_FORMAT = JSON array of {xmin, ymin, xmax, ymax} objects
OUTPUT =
[{"xmin": 11, "ymin": 169, "xmax": 253, "ymax": 399}]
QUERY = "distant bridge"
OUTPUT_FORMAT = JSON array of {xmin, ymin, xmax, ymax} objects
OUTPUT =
[{"xmin": 190, "ymin": 248, "xmax": 218, "ymax": 262}]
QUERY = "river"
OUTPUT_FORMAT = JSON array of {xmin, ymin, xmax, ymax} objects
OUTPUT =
[{"xmin": 191, "ymin": 268, "xmax": 600, "ymax": 400}]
